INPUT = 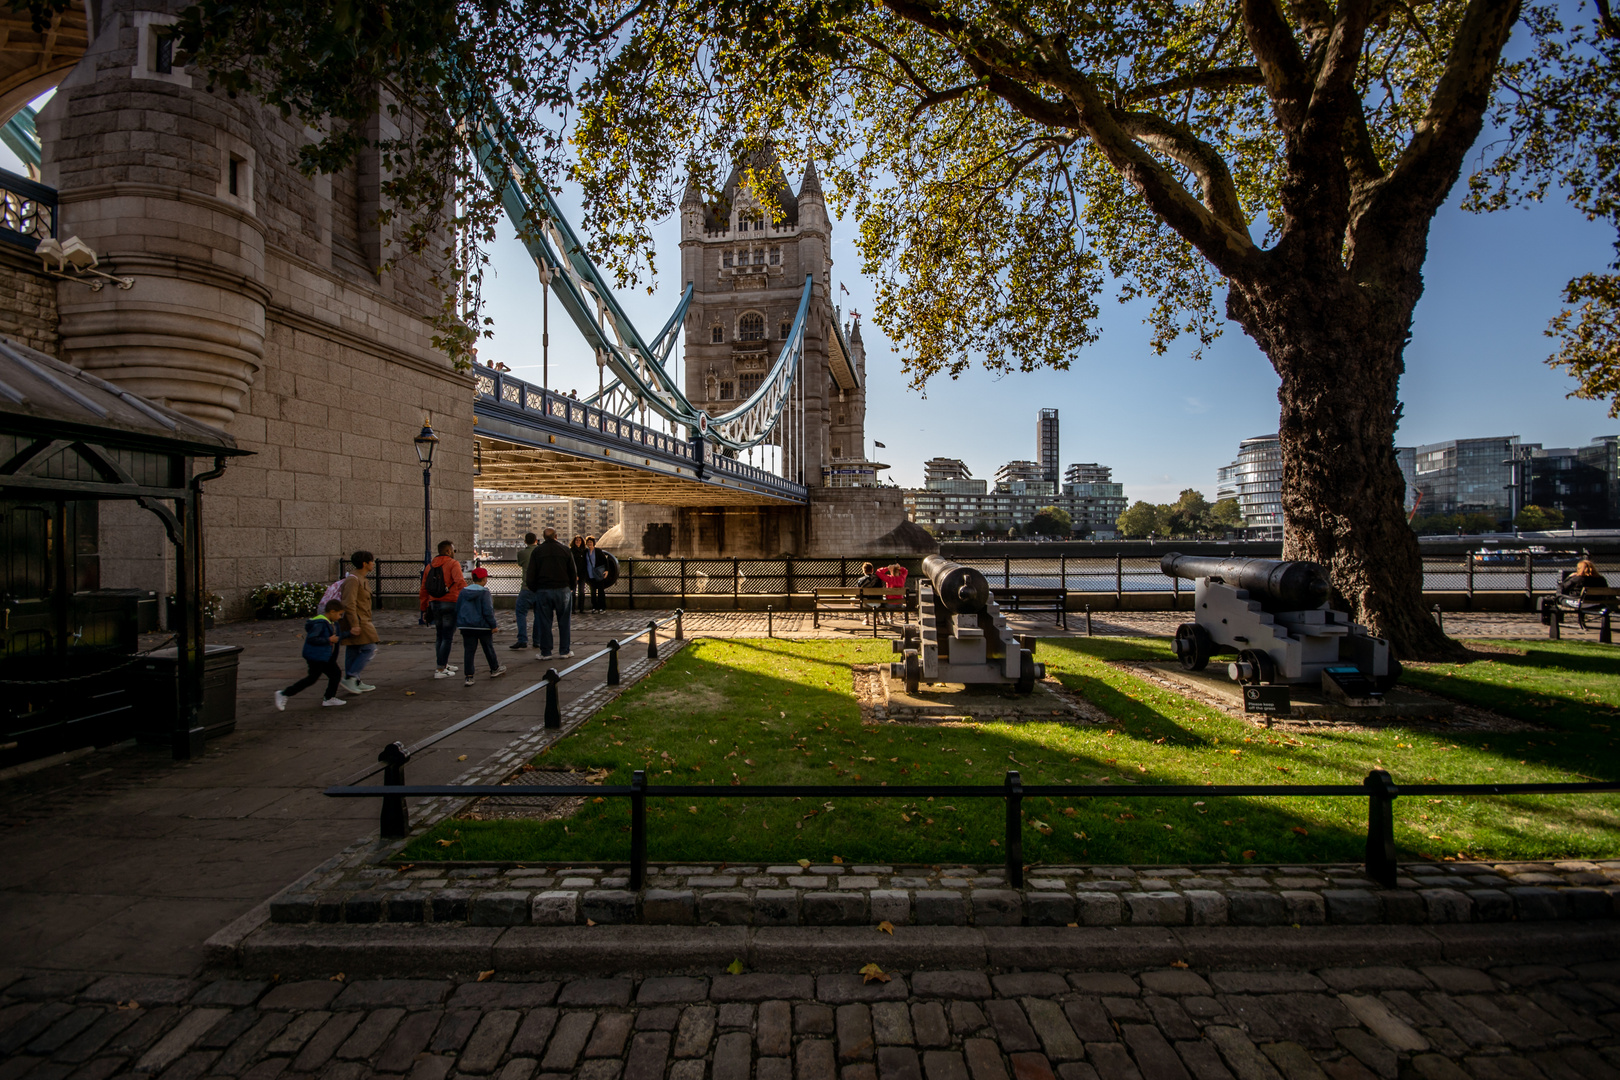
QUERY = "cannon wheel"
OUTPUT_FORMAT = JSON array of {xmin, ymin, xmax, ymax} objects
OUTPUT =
[
  {"xmin": 1015, "ymin": 648, "xmax": 1035, "ymax": 695},
  {"xmin": 903, "ymin": 649, "xmax": 921, "ymax": 695},
  {"xmin": 1174, "ymin": 623, "xmax": 1214, "ymax": 671},
  {"xmin": 1236, "ymin": 648, "xmax": 1276, "ymax": 685},
  {"xmin": 902, "ymin": 624, "xmax": 920, "ymax": 646}
]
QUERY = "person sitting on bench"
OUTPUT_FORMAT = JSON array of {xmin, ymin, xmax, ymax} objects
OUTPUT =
[{"xmin": 1561, "ymin": 559, "xmax": 1608, "ymax": 596}]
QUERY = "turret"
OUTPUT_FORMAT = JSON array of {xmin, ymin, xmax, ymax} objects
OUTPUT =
[{"xmin": 796, "ymin": 160, "xmax": 827, "ymax": 233}]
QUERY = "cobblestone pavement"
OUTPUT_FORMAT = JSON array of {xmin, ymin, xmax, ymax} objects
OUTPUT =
[{"xmin": 5, "ymin": 955, "xmax": 1620, "ymax": 1080}]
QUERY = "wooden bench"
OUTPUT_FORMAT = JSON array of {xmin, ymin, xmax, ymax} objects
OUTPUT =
[
  {"xmin": 996, "ymin": 586, "xmax": 1068, "ymax": 628},
  {"xmin": 812, "ymin": 587, "xmax": 914, "ymax": 634},
  {"xmin": 1543, "ymin": 586, "xmax": 1620, "ymax": 642}
]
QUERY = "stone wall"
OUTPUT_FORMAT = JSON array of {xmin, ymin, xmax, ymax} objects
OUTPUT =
[{"xmin": 0, "ymin": 248, "xmax": 59, "ymax": 354}]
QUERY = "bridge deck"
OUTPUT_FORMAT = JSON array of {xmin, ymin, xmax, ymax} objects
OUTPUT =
[{"xmin": 473, "ymin": 370, "xmax": 807, "ymax": 506}]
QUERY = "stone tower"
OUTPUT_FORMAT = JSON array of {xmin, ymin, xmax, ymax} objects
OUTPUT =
[{"xmin": 609, "ymin": 149, "xmax": 930, "ymax": 559}]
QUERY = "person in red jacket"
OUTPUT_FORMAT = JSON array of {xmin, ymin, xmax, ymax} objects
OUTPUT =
[{"xmin": 419, "ymin": 540, "xmax": 467, "ymax": 679}]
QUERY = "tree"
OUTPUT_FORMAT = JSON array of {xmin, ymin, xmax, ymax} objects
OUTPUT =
[
  {"xmin": 1026, "ymin": 505, "xmax": 1072, "ymax": 536},
  {"xmin": 1166, "ymin": 489, "xmax": 1213, "ymax": 538},
  {"xmin": 1208, "ymin": 498, "xmax": 1246, "ymax": 533},
  {"xmin": 1515, "ymin": 505, "xmax": 1567, "ymax": 531},
  {"xmin": 1116, "ymin": 502, "xmax": 1164, "ymax": 540}
]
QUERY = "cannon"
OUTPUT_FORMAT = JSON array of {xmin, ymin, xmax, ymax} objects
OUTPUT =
[
  {"xmin": 1161, "ymin": 552, "xmax": 1398, "ymax": 694},
  {"xmin": 889, "ymin": 555, "xmax": 1044, "ymax": 695}
]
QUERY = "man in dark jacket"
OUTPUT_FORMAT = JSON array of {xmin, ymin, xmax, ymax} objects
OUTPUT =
[{"xmin": 523, "ymin": 527, "xmax": 578, "ymax": 660}]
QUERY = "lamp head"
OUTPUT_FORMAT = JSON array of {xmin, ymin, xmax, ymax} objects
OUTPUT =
[{"xmin": 414, "ymin": 419, "xmax": 438, "ymax": 467}]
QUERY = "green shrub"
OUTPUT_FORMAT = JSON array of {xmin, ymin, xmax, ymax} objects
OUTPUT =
[{"xmin": 249, "ymin": 580, "xmax": 324, "ymax": 619}]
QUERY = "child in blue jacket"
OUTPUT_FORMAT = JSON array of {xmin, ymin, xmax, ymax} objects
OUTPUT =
[
  {"xmin": 275, "ymin": 598, "xmax": 349, "ymax": 709},
  {"xmin": 456, "ymin": 567, "xmax": 508, "ymax": 686}
]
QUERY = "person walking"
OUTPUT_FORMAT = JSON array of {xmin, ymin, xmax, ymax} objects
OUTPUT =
[
  {"xmin": 511, "ymin": 531, "xmax": 540, "ymax": 651},
  {"xmin": 583, "ymin": 535, "xmax": 616, "ymax": 613},
  {"xmin": 456, "ymin": 567, "xmax": 508, "ymax": 686},
  {"xmin": 274, "ymin": 598, "xmax": 349, "ymax": 709},
  {"xmin": 339, "ymin": 550, "xmax": 379, "ymax": 694},
  {"xmin": 569, "ymin": 534, "xmax": 588, "ymax": 611},
  {"xmin": 523, "ymin": 526, "xmax": 576, "ymax": 660},
  {"xmin": 419, "ymin": 539, "xmax": 466, "ymax": 679}
]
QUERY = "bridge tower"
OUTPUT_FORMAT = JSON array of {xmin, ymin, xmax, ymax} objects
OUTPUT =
[{"xmin": 608, "ymin": 151, "xmax": 931, "ymax": 559}]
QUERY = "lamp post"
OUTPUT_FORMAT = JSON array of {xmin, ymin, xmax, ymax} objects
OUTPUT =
[{"xmin": 414, "ymin": 420, "xmax": 438, "ymax": 568}]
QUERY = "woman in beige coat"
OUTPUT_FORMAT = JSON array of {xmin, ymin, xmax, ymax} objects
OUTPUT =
[{"xmin": 339, "ymin": 550, "xmax": 380, "ymax": 693}]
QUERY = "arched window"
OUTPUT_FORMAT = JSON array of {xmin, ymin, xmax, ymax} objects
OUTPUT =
[
  {"xmin": 753, "ymin": 249, "xmax": 765, "ymax": 265},
  {"xmin": 769, "ymin": 247, "xmax": 781, "ymax": 265},
  {"xmin": 738, "ymin": 314, "xmax": 765, "ymax": 341},
  {"xmin": 780, "ymin": 321, "xmax": 792, "ymax": 340},
  {"xmin": 712, "ymin": 325, "xmax": 724, "ymax": 343},
  {"xmin": 722, "ymin": 251, "xmax": 733, "ymax": 267}
]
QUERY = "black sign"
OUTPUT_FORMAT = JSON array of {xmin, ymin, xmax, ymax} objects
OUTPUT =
[{"xmin": 1244, "ymin": 685, "xmax": 1291, "ymax": 714}]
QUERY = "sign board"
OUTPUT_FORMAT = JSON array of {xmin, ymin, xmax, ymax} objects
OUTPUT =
[{"xmin": 1243, "ymin": 685, "xmax": 1291, "ymax": 714}]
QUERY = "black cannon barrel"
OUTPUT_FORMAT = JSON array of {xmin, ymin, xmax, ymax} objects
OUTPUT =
[
  {"xmin": 922, "ymin": 554, "xmax": 991, "ymax": 614},
  {"xmin": 1160, "ymin": 552, "xmax": 1331, "ymax": 609}
]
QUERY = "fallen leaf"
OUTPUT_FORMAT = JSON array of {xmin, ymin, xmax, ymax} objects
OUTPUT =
[
  {"xmin": 404, "ymin": 690, "xmax": 416, "ymax": 696},
  {"xmin": 1292, "ymin": 827, "xmax": 1309, "ymax": 836},
  {"xmin": 798, "ymin": 859, "xmax": 811, "ymax": 868},
  {"xmin": 436, "ymin": 839, "xmax": 455, "ymax": 847},
  {"xmin": 688, "ymin": 806, "xmax": 698, "ymax": 814},
  {"xmin": 457, "ymin": 755, "xmax": 468, "ymax": 762},
  {"xmin": 330, "ymin": 973, "xmax": 346, "ymax": 982},
  {"xmin": 990, "ymin": 839, "xmax": 1000, "ymax": 847},
  {"xmin": 396, "ymin": 864, "xmax": 414, "ymax": 873},
  {"xmin": 1061, "ymin": 808, "xmax": 1077, "ymax": 817},
  {"xmin": 901, "ymin": 813, "xmax": 912, "ymax": 822},
  {"xmin": 860, "ymin": 963, "xmax": 891, "ymax": 984},
  {"xmin": 1242, "ymin": 850, "xmax": 1257, "ymax": 860},
  {"xmin": 477, "ymin": 970, "xmax": 495, "ymax": 982},
  {"xmin": 586, "ymin": 919, "xmax": 596, "ymax": 927},
  {"xmin": 1171, "ymin": 960, "xmax": 1190, "ymax": 969},
  {"xmin": 727, "ymin": 958, "xmax": 746, "ymax": 975},
  {"xmin": 745, "ymin": 759, "xmax": 756, "ymax": 766},
  {"xmin": 1033, "ymin": 820, "xmax": 1053, "ymax": 835},
  {"xmin": 877, "ymin": 921, "xmax": 894, "ymax": 935},
  {"xmin": 833, "ymin": 856, "xmax": 844, "ymax": 864},
  {"xmin": 117, "ymin": 1000, "xmax": 139, "ymax": 1011},
  {"xmin": 592, "ymin": 797, "xmax": 605, "ymax": 804}
]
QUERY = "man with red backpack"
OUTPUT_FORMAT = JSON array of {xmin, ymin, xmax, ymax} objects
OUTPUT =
[{"xmin": 419, "ymin": 540, "xmax": 467, "ymax": 679}]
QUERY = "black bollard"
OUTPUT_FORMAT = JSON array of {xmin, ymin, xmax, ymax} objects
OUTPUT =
[
  {"xmin": 1363, "ymin": 769, "xmax": 1398, "ymax": 888},
  {"xmin": 378, "ymin": 741, "xmax": 411, "ymax": 839},
  {"xmin": 767, "ymin": 605, "xmax": 774, "ymax": 638},
  {"xmin": 1004, "ymin": 770, "xmax": 1024, "ymax": 887},
  {"xmin": 1432, "ymin": 604, "xmax": 1444, "ymax": 633},
  {"xmin": 647, "ymin": 620, "xmax": 659, "ymax": 660},
  {"xmin": 630, "ymin": 769, "xmax": 647, "ymax": 889},
  {"xmin": 544, "ymin": 668, "xmax": 561, "ymax": 729},
  {"xmin": 606, "ymin": 639, "xmax": 621, "ymax": 686},
  {"xmin": 674, "ymin": 608, "xmax": 684, "ymax": 641},
  {"xmin": 1085, "ymin": 604, "xmax": 1093, "ymax": 637}
]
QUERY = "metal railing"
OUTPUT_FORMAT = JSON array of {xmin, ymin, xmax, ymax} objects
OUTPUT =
[
  {"xmin": 0, "ymin": 167, "xmax": 55, "ymax": 250},
  {"xmin": 325, "ymin": 767, "xmax": 1620, "ymax": 891},
  {"xmin": 330, "ymin": 610, "xmax": 683, "ymax": 837},
  {"xmin": 352, "ymin": 552, "xmax": 1620, "ymax": 610}
]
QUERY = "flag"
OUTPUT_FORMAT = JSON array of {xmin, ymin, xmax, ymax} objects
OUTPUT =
[
  {"xmin": 874, "ymin": 441, "xmax": 886, "ymax": 448},
  {"xmin": 839, "ymin": 283, "xmax": 849, "ymax": 295}
]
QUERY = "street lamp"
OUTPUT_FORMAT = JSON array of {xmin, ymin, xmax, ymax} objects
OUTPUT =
[{"xmin": 414, "ymin": 419, "xmax": 439, "ymax": 568}]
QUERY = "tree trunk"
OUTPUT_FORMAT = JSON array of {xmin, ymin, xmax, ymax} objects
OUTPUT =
[{"xmin": 1228, "ymin": 271, "xmax": 1460, "ymax": 661}]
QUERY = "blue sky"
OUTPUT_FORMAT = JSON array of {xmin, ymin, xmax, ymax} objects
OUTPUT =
[
  {"xmin": 7, "ymin": 92, "xmax": 1615, "ymax": 506},
  {"xmin": 471, "ymin": 177, "xmax": 1618, "ymax": 503}
]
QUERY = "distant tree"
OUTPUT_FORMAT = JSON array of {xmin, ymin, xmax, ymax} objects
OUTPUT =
[
  {"xmin": 1515, "ymin": 505, "xmax": 1567, "ymax": 531},
  {"xmin": 1116, "ymin": 501, "xmax": 1164, "ymax": 539},
  {"xmin": 1412, "ymin": 512, "xmax": 1502, "ymax": 535},
  {"xmin": 1208, "ymin": 499, "xmax": 1245, "ymax": 532},
  {"xmin": 1167, "ymin": 489, "xmax": 1213, "ymax": 537},
  {"xmin": 1026, "ymin": 505, "xmax": 1073, "ymax": 537}
]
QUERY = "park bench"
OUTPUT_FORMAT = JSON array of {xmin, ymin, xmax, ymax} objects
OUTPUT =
[
  {"xmin": 995, "ymin": 586, "xmax": 1069, "ymax": 629},
  {"xmin": 812, "ymin": 586, "xmax": 914, "ymax": 633},
  {"xmin": 1541, "ymin": 585, "xmax": 1620, "ymax": 643}
]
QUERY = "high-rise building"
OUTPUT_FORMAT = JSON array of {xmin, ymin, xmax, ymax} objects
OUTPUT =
[
  {"xmin": 1408, "ymin": 436, "xmax": 1519, "ymax": 521},
  {"xmin": 474, "ymin": 491, "xmax": 622, "ymax": 554},
  {"xmin": 1037, "ymin": 409, "xmax": 1060, "ymax": 485},
  {"xmin": 1516, "ymin": 437, "xmax": 1618, "ymax": 527},
  {"xmin": 1216, "ymin": 435, "xmax": 1284, "ymax": 538},
  {"xmin": 904, "ymin": 455, "xmax": 1123, "ymax": 537},
  {"xmin": 995, "ymin": 460, "xmax": 1044, "ymax": 488},
  {"xmin": 924, "ymin": 457, "xmax": 973, "ymax": 484},
  {"xmin": 1064, "ymin": 463, "xmax": 1112, "ymax": 485}
]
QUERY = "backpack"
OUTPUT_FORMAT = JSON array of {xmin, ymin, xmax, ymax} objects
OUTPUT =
[
  {"xmin": 424, "ymin": 561, "xmax": 449, "ymax": 598},
  {"xmin": 319, "ymin": 576, "xmax": 346, "ymax": 610}
]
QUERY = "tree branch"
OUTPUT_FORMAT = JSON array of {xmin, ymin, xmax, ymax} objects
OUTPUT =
[
  {"xmin": 1121, "ymin": 66, "xmax": 1265, "ymax": 103},
  {"xmin": 1242, "ymin": 0, "xmax": 1312, "ymax": 135},
  {"xmin": 1111, "ymin": 108, "xmax": 1248, "ymax": 228}
]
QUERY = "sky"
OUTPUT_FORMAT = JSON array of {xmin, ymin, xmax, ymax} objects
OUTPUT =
[{"xmin": 6, "ymin": 89, "xmax": 1616, "ymax": 508}]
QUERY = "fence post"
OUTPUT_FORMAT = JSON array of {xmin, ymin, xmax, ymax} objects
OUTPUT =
[
  {"xmin": 1115, "ymin": 554, "xmax": 1123, "ymax": 610},
  {"xmin": 1085, "ymin": 604, "xmax": 1093, "ymax": 637},
  {"xmin": 734, "ymin": 558, "xmax": 740, "ymax": 610},
  {"xmin": 544, "ymin": 668, "xmax": 561, "ymax": 729},
  {"xmin": 1363, "ymin": 769, "xmax": 1398, "ymax": 888},
  {"xmin": 680, "ymin": 559, "xmax": 687, "ymax": 607},
  {"xmin": 674, "ymin": 608, "xmax": 685, "ymax": 641},
  {"xmin": 1060, "ymin": 554, "xmax": 1066, "ymax": 591},
  {"xmin": 630, "ymin": 769, "xmax": 647, "ymax": 890},
  {"xmin": 606, "ymin": 640, "xmax": 621, "ymax": 685},
  {"xmin": 378, "ymin": 741, "xmax": 411, "ymax": 839},
  {"xmin": 785, "ymin": 558, "xmax": 795, "ymax": 612},
  {"xmin": 1432, "ymin": 604, "xmax": 1444, "ymax": 634},
  {"xmin": 1525, "ymin": 552, "xmax": 1535, "ymax": 609},
  {"xmin": 1466, "ymin": 557, "xmax": 1475, "ymax": 608},
  {"xmin": 627, "ymin": 558, "xmax": 636, "ymax": 611},
  {"xmin": 1173, "ymin": 573, "xmax": 1180, "ymax": 612},
  {"xmin": 767, "ymin": 605, "xmax": 774, "ymax": 638},
  {"xmin": 1603, "ymin": 609, "xmax": 1613, "ymax": 645},
  {"xmin": 647, "ymin": 620, "xmax": 659, "ymax": 660},
  {"xmin": 841, "ymin": 558, "xmax": 848, "ymax": 586},
  {"xmin": 1004, "ymin": 770, "xmax": 1024, "ymax": 887}
]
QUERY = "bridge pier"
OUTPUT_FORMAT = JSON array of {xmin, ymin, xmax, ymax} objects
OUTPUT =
[{"xmin": 608, "ymin": 489, "xmax": 932, "ymax": 559}]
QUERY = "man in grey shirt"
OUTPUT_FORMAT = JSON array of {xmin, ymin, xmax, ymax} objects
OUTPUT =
[{"xmin": 510, "ymin": 531, "xmax": 539, "ymax": 650}]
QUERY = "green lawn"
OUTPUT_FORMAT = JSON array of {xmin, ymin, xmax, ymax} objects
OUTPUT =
[{"xmin": 400, "ymin": 637, "xmax": 1620, "ymax": 865}]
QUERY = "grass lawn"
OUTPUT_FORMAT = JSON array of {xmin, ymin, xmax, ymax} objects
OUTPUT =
[{"xmin": 400, "ymin": 637, "xmax": 1620, "ymax": 866}]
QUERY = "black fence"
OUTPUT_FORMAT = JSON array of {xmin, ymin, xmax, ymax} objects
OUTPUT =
[{"xmin": 349, "ymin": 551, "xmax": 1620, "ymax": 609}]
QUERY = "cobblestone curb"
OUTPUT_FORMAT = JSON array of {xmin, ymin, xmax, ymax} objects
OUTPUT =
[{"xmin": 264, "ymin": 859, "xmax": 1620, "ymax": 931}]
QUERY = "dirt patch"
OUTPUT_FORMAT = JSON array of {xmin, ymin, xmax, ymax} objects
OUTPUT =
[
  {"xmin": 853, "ymin": 664, "xmax": 888, "ymax": 725},
  {"xmin": 456, "ymin": 766, "xmax": 611, "ymax": 822},
  {"xmin": 1118, "ymin": 661, "xmax": 1543, "ymax": 734},
  {"xmin": 634, "ymin": 684, "xmax": 727, "ymax": 713},
  {"xmin": 852, "ymin": 661, "xmax": 1115, "ymax": 729},
  {"xmin": 1457, "ymin": 643, "xmax": 1531, "ymax": 658}
]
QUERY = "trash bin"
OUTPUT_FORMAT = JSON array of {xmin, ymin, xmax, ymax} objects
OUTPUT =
[{"xmin": 136, "ymin": 643, "xmax": 243, "ymax": 745}]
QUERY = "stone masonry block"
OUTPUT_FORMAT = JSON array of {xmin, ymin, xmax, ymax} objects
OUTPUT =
[
  {"xmin": 1227, "ymin": 891, "xmax": 1287, "ymax": 926},
  {"xmin": 870, "ymin": 891, "xmax": 911, "ymax": 927},
  {"xmin": 699, "ymin": 892, "xmax": 753, "ymax": 926},
  {"xmin": 584, "ymin": 891, "xmax": 639, "ymax": 925},
  {"xmin": 1184, "ymin": 890, "xmax": 1228, "ymax": 926},
  {"xmin": 1282, "ymin": 891, "xmax": 1325, "ymax": 926},
  {"xmin": 1417, "ymin": 889, "xmax": 1472, "ymax": 924},
  {"xmin": 754, "ymin": 891, "xmax": 802, "ymax": 927},
  {"xmin": 470, "ymin": 892, "xmax": 531, "ymax": 927},
  {"xmin": 1025, "ymin": 893, "xmax": 1076, "ymax": 927},
  {"xmin": 644, "ymin": 890, "xmax": 698, "ymax": 925},
  {"xmin": 1563, "ymin": 887, "xmax": 1612, "ymax": 920},
  {"xmin": 532, "ymin": 891, "xmax": 579, "ymax": 926},
  {"xmin": 271, "ymin": 894, "xmax": 316, "ymax": 924},
  {"xmin": 1125, "ymin": 892, "xmax": 1187, "ymax": 926},
  {"xmin": 1323, "ymin": 890, "xmax": 1381, "ymax": 925},
  {"xmin": 1470, "ymin": 890, "xmax": 1513, "ymax": 922},
  {"xmin": 805, "ymin": 891, "xmax": 868, "ymax": 926},
  {"xmin": 915, "ymin": 892, "xmax": 969, "ymax": 927},
  {"xmin": 971, "ymin": 890, "xmax": 1023, "ymax": 927},
  {"xmin": 1075, "ymin": 893, "xmax": 1122, "ymax": 926}
]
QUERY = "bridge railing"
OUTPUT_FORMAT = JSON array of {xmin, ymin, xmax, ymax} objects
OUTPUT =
[
  {"xmin": 473, "ymin": 367, "xmax": 804, "ymax": 498},
  {"xmin": 0, "ymin": 167, "xmax": 55, "ymax": 251}
]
